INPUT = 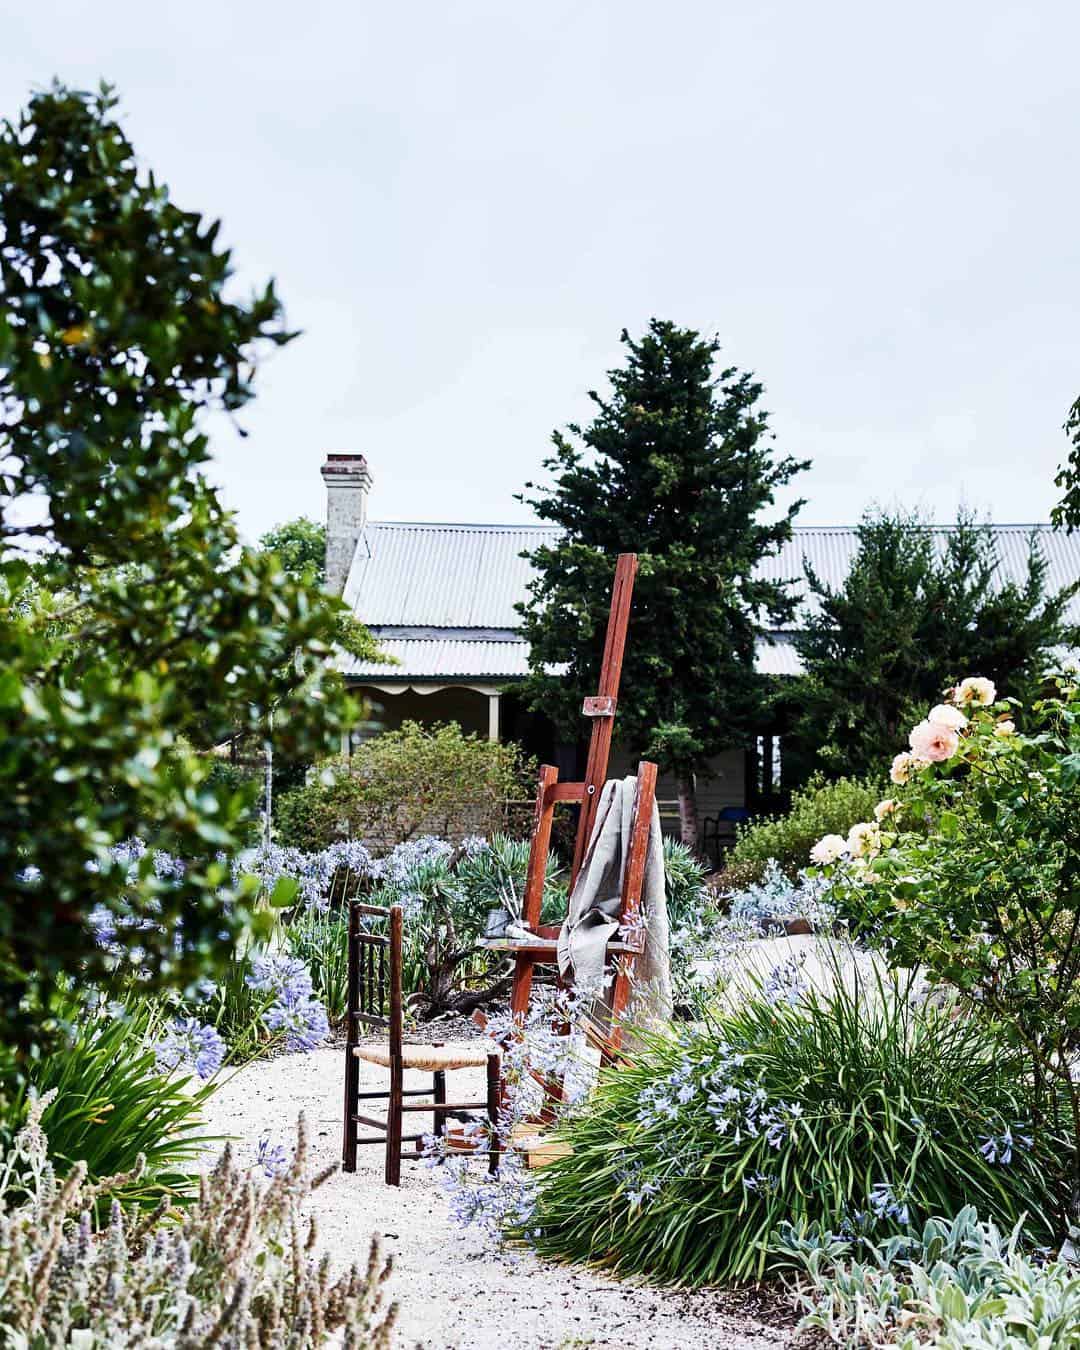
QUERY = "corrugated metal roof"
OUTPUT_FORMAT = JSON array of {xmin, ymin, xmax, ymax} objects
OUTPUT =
[
  {"xmin": 347, "ymin": 632, "xmax": 800, "ymax": 680},
  {"xmin": 343, "ymin": 523, "xmax": 551, "ymax": 628},
  {"xmin": 754, "ymin": 633, "xmax": 804, "ymax": 677},
  {"xmin": 761, "ymin": 525, "xmax": 1080, "ymax": 622},
  {"xmin": 344, "ymin": 635, "xmax": 532, "ymax": 681},
  {"xmin": 341, "ymin": 522, "xmax": 1080, "ymax": 683},
  {"xmin": 347, "ymin": 522, "xmax": 1080, "ymax": 630}
]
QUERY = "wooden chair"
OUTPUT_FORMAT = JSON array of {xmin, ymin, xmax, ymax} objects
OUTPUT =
[{"xmin": 342, "ymin": 902, "xmax": 501, "ymax": 1186}]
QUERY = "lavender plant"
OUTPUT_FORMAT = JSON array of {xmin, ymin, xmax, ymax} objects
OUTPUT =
[{"xmin": 0, "ymin": 1101, "xmax": 398, "ymax": 1347}]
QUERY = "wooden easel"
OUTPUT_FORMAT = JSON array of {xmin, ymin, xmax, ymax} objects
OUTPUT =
[{"xmin": 496, "ymin": 553, "xmax": 658, "ymax": 1054}]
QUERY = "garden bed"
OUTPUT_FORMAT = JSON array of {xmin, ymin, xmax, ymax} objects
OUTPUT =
[{"xmin": 202, "ymin": 1045, "xmax": 798, "ymax": 1350}]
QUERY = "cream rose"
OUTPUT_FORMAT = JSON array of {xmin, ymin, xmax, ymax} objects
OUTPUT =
[
  {"xmin": 810, "ymin": 833, "xmax": 848, "ymax": 865},
  {"xmin": 955, "ymin": 676, "xmax": 997, "ymax": 707},
  {"xmin": 890, "ymin": 752, "xmax": 914, "ymax": 785},
  {"xmin": 847, "ymin": 821, "xmax": 882, "ymax": 858},
  {"xmin": 994, "ymin": 719, "xmax": 1016, "ymax": 737},
  {"xmin": 909, "ymin": 719, "xmax": 960, "ymax": 763},
  {"xmin": 928, "ymin": 703, "xmax": 967, "ymax": 731},
  {"xmin": 874, "ymin": 798, "xmax": 899, "ymax": 822}
]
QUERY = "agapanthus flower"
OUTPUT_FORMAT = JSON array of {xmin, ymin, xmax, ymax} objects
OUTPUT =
[
  {"xmin": 868, "ymin": 1180, "xmax": 910, "ymax": 1225},
  {"xmin": 979, "ymin": 1125, "xmax": 1032, "ymax": 1166},
  {"xmin": 155, "ymin": 1017, "xmax": 225, "ymax": 1080},
  {"xmin": 264, "ymin": 989, "xmax": 329, "ymax": 1052},
  {"xmin": 254, "ymin": 1135, "xmax": 290, "ymax": 1178},
  {"xmin": 246, "ymin": 954, "xmax": 314, "ymax": 1003}
]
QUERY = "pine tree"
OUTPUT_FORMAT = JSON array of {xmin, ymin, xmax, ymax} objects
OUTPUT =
[
  {"xmin": 517, "ymin": 319, "xmax": 808, "ymax": 848},
  {"xmin": 792, "ymin": 509, "xmax": 1079, "ymax": 779}
]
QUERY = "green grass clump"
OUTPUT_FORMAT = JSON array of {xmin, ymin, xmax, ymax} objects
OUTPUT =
[{"xmin": 527, "ymin": 958, "xmax": 1066, "ymax": 1285}]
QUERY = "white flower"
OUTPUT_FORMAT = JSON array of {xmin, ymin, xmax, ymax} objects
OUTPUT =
[
  {"xmin": 954, "ymin": 676, "xmax": 997, "ymax": 707},
  {"xmin": 909, "ymin": 719, "xmax": 960, "ymax": 764},
  {"xmin": 810, "ymin": 833, "xmax": 848, "ymax": 865},
  {"xmin": 928, "ymin": 703, "xmax": 967, "ymax": 731},
  {"xmin": 874, "ymin": 798, "xmax": 899, "ymax": 822},
  {"xmin": 890, "ymin": 752, "xmax": 914, "ymax": 785},
  {"xmin": 994, "ymin": 719, "xmax": 1016, "ymax": 737},
  {"xmin": 847, "ymin": 821, "xmax": 882, "ymax": 859}
]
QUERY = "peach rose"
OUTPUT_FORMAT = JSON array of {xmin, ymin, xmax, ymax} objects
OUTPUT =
[{"xmin": 909, "ymin": 719, "xmax": 959, "ymax": 763}]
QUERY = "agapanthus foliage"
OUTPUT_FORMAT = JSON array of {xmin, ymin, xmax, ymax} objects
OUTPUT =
[
  {"xmin": 524, "ymin": 955, "xmax": 1066, "ymax": 1284},
  {"xmin": 815, "ymin": 672, "xmax": 1080, "ymax": 1219},
  {"xmin": 0, "ymin": 1102, "xmax": 398, "ymax": 1348},
  {"xmin": 0, "ymin": 82, "xmax": 374, "ymax": 1070}
]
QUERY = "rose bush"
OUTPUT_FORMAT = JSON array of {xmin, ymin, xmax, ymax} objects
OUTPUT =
[{"xmin": 811, "ymin": 672, "xmax": 1080, "ymax": 1236}]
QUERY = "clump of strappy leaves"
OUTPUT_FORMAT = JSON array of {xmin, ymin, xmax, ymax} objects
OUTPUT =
[{"xmin": 0, "ymin": 1095, "xmax": 397, "ymax": 1347}]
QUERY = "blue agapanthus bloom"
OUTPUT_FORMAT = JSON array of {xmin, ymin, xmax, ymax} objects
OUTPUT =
[
  {"xmin": 264, "ymin": 989, "xmax": 329, "ymax": 1052},
  {"xmin": 254, "ymin": 1135, "xmax": 290, "ymax": 1178},
  {"xmin": 979, "ymin": 1125, "xmax": 1033, "ymax": 1167},
  {"xmin": 155, "ymin": 1017, "xmax": 226, "ymax": 1080},
  {"xmin": 246, "ymin": 954, "xmax": 314, "ymax": 1002}
]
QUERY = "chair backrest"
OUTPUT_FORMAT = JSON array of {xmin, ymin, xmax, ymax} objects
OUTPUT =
[{"xmin": 347, "ymin": 902, "xmax": 403, "ymax": 1057}]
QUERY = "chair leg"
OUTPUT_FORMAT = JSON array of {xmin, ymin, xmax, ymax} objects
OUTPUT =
[
  {"xmin": 385, "ymin": 1056, "xmax": 403, "ymax": 1186},
  {"xmin": 433, "ymin": 1069, "xmax": 446, "ymax": 1138},
  {"xmin": 486, "ymin": 1054, "xmax": 501, "ymax": 1175},
  {"xmin": 342, "ymin": 1045, "xmax": 359, "ymax": 1173}
]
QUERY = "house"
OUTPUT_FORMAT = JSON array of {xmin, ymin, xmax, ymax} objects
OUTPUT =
[{"xmin": 322, "ymin": 452, "xmax": 1080, "ymax": 844}]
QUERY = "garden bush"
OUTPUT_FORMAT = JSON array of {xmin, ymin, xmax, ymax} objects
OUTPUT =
[
  {"xmin": 276, "ymin": 721, "xmax": 534, "ymax": 851},
  {"xmin": 778, "ymin": 1206, "xmax": 1080, "ymax": 1347},
  {"xmin": 816, "ymin": 673, "xmax": 1080, "ymax": 1222},
  {"xmin": 525, "ymin": 955, "xmax": 1066, "ymax": 1283},
  {"xmin": 0, "ymin": 1104, "xmax": 398, "ymax": 1347},
  {"xmin": 2, "ymin": 990, "xmax": 213, "ymax": 1211},
  {"xmin": 727, "ymin": 773, "xmax": 881, "ymax": 880}
]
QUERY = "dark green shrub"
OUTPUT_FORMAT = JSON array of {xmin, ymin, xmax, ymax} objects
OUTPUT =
[
  {"xmin": 276, "ymin": 721, "xmax": 534, "ymax": 850},
  {"xmin": 728, "ymin": 774, "xmax": 881, "ymax": 880},
  {"xmin": 527, "ymin": 958, "xmax": 1066, "ymax": 1284}
]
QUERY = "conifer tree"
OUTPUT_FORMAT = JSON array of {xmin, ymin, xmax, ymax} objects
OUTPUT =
[
  {"xmin": 792, "ymin": 509, "xmax": 1079, "ymax": 779},
  {"xmin": 518, "ymin": 319, "xmax": 808, "ymax": 848}
]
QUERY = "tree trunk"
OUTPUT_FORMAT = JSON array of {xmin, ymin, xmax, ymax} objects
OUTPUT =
[{"xmin": 677, "ymin": 773, "xmax": 699, "ymax": 853}]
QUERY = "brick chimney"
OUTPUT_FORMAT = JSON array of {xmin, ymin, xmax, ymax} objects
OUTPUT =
[{"xmin": 320, "ymin": 452, "xmax": 372, "ymax": 595}]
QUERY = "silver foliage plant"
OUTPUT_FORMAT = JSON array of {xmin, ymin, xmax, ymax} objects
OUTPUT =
[
  {"xmin": 0, "ymin": 1095, "xmax": 397, "ymax": 1348},
  {"xmin": 778, "ymin": 1206, "xmax": 1080, "ymax": 1348}
]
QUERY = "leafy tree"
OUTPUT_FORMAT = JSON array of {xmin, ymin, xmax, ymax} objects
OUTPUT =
[
  {"xmin": 792, "ymin": 509, "xmax": 1078, "ymax": 779},
  {"xmin": 518, "ymin": 319, "xmax": 808, "ymax": 848},
  {"xmin": 0, "ymin": 83, "xmax": 364, "ymax": 1069},
  {"xmin": 1053, "ymin": 395, "xmax": 1080, "ymax": 529},
  {"xmin": 259, "ymin": 516, "xmax": 326, "ymax": 584}
]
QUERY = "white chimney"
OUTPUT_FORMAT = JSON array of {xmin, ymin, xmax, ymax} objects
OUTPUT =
[{"xmin": 320, "ymin": 452, "xmax": 372, "ymax": 595}]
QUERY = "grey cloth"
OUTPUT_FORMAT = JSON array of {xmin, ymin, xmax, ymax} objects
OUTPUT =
[{"xmin": 557, "ymin": 776, "xmax": 672, "ymax": 1022}]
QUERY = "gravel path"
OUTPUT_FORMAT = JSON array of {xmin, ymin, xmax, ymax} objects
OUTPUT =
[{"xmin": 203, "ymin": 1045, "xmax": 798, "ymax": 1349}]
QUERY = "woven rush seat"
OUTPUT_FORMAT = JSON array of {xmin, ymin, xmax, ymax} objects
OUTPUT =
[{"xmin": 353, "ymin": 1041, "xmax": 497, "ymax": 1072}]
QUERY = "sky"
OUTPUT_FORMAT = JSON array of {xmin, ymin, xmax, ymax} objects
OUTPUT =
[{"xmin": 3, "ymin": 2, "xmax": 1079, "ymax": 541}]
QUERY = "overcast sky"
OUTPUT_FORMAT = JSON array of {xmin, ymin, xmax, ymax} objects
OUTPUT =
[{"xmin": 3, "ymin": 2, "xmax": 1078, "ymax": 540}]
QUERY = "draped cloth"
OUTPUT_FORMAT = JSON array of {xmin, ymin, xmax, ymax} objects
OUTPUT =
[{"xmin": 557, "ymin": 776, "xmax": 672, "ymax": 1023}]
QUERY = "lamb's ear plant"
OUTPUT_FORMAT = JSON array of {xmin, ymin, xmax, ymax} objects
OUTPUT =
[
  {"xmin": 776, "ymin": 1205, "xmax": 1080, "ymax": 1348},
  {"xmin": 0, "ymin": 1102, "xmax": 399, "ymax": 1348},
  {"xmin": 524, "ymin": 950, "xmax": 1067, "ymax": 1285}
]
